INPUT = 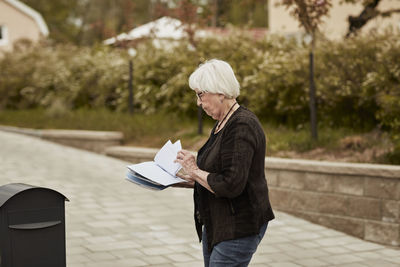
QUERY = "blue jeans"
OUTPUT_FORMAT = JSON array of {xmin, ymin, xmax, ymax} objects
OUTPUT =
[{"xmin": 202, "ymin": 222, "xmax": 268, "ymax": 267}]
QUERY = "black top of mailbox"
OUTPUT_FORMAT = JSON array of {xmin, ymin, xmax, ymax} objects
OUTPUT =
[{"xmin": 0, "ymin": 183, "xmax": 69, "ymax": 208}]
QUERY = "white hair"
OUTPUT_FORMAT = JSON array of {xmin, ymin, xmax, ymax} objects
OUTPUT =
[{"xmin": 188, "ymin": 59, "xmax": 240, "ymax": 98}]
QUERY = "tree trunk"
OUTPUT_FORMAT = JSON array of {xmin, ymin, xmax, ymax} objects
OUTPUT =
[
  {"xmin": 128, "ymin": 60, "xmax": 134, "ymax": 114},
  {"xmin": 212, "ymin": 0, "xmax": 219, "ymax": 27},
  {"xmin": 309, "ymin": 40, "xmax": 318, "ymax": 140}
]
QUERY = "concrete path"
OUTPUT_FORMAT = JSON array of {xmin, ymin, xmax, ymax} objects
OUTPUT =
[{"xmin": 0, "ymin": 130, "xmax": 399, "ymax": 267}]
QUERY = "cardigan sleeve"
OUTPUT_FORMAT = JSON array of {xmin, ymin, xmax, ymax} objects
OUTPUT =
[{"xmin": 207, "ymin": 119, "xmax": 258, "ymax": 198}]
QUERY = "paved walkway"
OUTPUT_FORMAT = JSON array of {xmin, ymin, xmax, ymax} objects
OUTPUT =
[{"xmin": 1, "ymin": 130, "xmax": 399, "ymax": 267}]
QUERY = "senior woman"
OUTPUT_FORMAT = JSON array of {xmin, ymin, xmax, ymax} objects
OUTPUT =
[{"xmin": 175, "ymin": 59, "xmax": 275, "ymax": 267}]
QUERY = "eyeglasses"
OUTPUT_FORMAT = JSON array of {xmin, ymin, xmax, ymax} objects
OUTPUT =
[{"xmin": 196, "ymin": 92, "xmax": 204, "ymax": 101}]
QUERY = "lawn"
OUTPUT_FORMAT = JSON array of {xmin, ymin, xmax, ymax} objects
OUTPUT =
[{"xmin": 0, "ymin": 108, "xmax": 394, "ymax": 164}]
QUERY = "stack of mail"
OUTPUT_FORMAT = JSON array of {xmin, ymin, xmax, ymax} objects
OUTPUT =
[{"xmin": 126, "ymin": 140, "xmax": 185, "ymax": 190}]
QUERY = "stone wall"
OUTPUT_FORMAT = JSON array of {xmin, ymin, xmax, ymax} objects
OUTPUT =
[
  {"xmin": 0, "ymin": 126, "xmax": 123, "ymax": 153},
  {"xmin": 266, "ymin": 158, "xmax": 400, "ymax": 247},
  {"xmin": 105, "ymin": 146, "xmax": 400, "ymax": 247},
  {"xmin": 41, "ymin": 129, "xmax": 123, "ymax": 153}
]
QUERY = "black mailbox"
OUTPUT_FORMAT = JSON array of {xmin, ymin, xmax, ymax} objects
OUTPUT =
[{"xmin": 0, "ymin": 183, "xmax": 69, "ymax": 267}]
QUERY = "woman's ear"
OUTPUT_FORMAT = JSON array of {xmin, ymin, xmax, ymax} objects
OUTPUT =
[{"xmin": 219, "ymin": 94, "xmax": 224, "ymax": 103}]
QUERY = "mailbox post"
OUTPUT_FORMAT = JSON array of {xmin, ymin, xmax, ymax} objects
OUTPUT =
[{"xmin": 0, "ymin": 183, "xmax": 69, "ymax": 267}]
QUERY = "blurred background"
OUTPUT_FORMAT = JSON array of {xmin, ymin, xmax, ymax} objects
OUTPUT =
[{"xmin": 0, "ymin": 0, "xmax": 399, "ymax": 164}]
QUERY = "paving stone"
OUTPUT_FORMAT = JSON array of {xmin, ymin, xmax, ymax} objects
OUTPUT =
[
  {"xmin": 287, "ymin": 231, "xmax": 323, "ymax": 241},
  {"xmin": 173, "ymin": 261, "xmax": 204, "ymax": 267},
  {"xmin": 85, "ymin": 241, "xmax": 141, "ymax": 252},
  {"xmin": 68, "ymin": 231, "xmax": 92, "ymax": 238},
  {"xmin": 85, "ymin": 251, "xmax": 117, "ymax": 261},
  {"xmin": 257, "ymin": 245, "xmax": 282, "ymax": 254},
  {"xmin": 67, "ymin": 246, "xmax": 89, "ymax": 255},
  {"xmin": 264, "ymin": 252, "xmax": 296, "ymax": 262},
  {"xmin": 294, "ymin": 258, "xmax": 329, "ymax": 267},
  {"xmin": 67, "ymin": 264, "xmax": 86, "ymax": 267},
  {"xmin": 140, "ymin": 246, "xmax": 175, "ymax": 256},
  {"xmin": 67, "ymin": 254, "xmax": 92, "ymax": 264},
  {"xmin": 333, "ymin": 263, "xmax": 368, "ymax": 267},
  {"xmin": 295, "ymin": 241, "xmax": 323, "ymax": 249},
  {"xmin": 275, "ymin": 243, "xmax": 302, "ymax": 252},
  {"xmin": 166, "ymin": 253, "xmax": 196, "ymax": 262},
  {"xmin": 267, "ymin": 262, "xmax": 303, "ymax": 267},
  {"xmin": 84, "ymin": 236, "xmax": 116, "ymax": 244},
  {"xmin": 319, "ymin": 254, "xmax": 363, "ymax": 265},
  {"xmin": 109, "ymin": 248, "xmax": 144, "ymax": 259},
  {"xmin": 285, "ymin": 248, "xmax": 329, "ymax": 259},
  {"xmin": 343, "ymin": 241, "xmax": 385, "ymax": 252},
  {"xmin": 321, "ymin": 246, "xmax": 352, "ymax": 254},
  {"xmin": 351, "ymin": 251, "xmax": 386, "ymax": 260},
  {"xmin": 85, "ymin": 220, "xmax": 125, "ymax": 228},
  {"xmin": 387, "ymin": 256, "xmax": 400, "ymax": 264},
  {"xmin": 360, "ymin": 259, "xmax": 400, "ymax": 267},
  {"xmin": 141, "ymin": 255, "xmax": 170, "ymax": 265},
  {"xmin": 1, "ymin": 130, "xmax": 399, "ymax": 267},
  {"xmin": 378, "ymin": 248, "xmax": 400, "ymax": 257},
  {"xmin": 315, "ymin": 236, "xmax": 360, "ymax": 247}
]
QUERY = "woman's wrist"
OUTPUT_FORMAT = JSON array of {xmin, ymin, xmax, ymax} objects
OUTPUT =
[
  {"xmin": 189, "ymin": 167, "xmax": 200, "ymax": 181},
  {"xmin": 191, "ymin": 168, "xmax": 214, "ymax": 194}
]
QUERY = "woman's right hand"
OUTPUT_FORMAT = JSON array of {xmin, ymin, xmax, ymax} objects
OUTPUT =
[
  {"xmin": 172, "ymin": 172, "xmax": 195, "ymax": 188},
  {"xmin": 171, "ymin": 181, "xmax": 195, "ymax": 188},
  {"xmin": 171, "ymin": 172, "xmax": 194, "ymax": 188}
]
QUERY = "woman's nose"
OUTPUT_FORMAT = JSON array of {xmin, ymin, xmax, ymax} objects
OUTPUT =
[{"xmin": 196, "ymin": 98, "xmax": 201, "ymax": 106}]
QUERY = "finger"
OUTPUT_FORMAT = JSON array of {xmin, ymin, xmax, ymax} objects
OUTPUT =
[
  {"xmin": 180, "ymin": 149, "xmax": 190, "ymax": 155},
  {"xmin": 177, "ymin": 173, "xmax": 191, "ymax": 181}
]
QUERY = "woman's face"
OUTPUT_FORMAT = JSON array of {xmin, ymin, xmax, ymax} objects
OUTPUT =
[{"xmin": 195, "ymin": 90, "xmax": 223, "ymax": 120}]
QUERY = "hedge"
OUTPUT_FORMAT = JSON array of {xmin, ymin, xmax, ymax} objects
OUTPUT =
[{"xmin": 0, "ymin": 29, "xmax": 399, "ymax": 134}]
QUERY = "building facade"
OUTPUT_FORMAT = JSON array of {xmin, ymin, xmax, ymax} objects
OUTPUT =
[
  {"xmin": 268, "ymin": 0, "xmax": 400, "ymax": 39},
  {"xmin": 0, "ymin": 0, "xmax": 48, "ymax": 52}
]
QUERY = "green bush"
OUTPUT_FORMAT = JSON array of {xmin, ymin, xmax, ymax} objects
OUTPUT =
[
  {"xmin": 316, "ymin": 32, "xmax": 399, "ymax": 130},
  {"xmin": 1, "ymin": 29, "xmax": 399, "ymax": 134},
  {"xmin": 0, "ymin": 41, "xmax": 128, "ymax": 111}
]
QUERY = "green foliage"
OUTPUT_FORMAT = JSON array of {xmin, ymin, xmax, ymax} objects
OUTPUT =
[
  {"xmin": 1, "ymin": 29, "xmax": 399, "ymax": 136},
  {"xmin": 222, "ymin": 0, "xmax": 269, "ymax": 27},
  {"xmin": 132, "ymin": 42, "xmax": 198, "ymax": 115},
  {"xmin": 316, "ymin": 33, "xmax": 381, "ymax": 128},
  {"xmin": 0, "ymin": 42, "xmax": 128, "ymax": 111},
  {"xmin": 20, "ymin": 0, "xmax": 80, "ymax": 43}
]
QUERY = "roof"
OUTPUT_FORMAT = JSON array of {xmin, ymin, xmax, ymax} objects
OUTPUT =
[
  {"xmin": 104, "ymin": 16, "xmax": 186, "ymax": 45},
  {"xmin": 4, "ymin": 0, "xmax": 49, "ymax": 36}
]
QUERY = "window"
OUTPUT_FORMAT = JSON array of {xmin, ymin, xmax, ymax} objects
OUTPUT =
[{"xmin": 0, "ymin": 25, "xmax": 8, "ymax": 46}]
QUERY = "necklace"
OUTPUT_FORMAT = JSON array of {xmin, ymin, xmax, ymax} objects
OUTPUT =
[{"xmin": 215, "ymin": 102, "xmax": 237, "ymax": 132}]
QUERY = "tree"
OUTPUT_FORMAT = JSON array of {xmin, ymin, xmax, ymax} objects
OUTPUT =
[
  {"xmin": 280, "ymin": 0, "xmax": 332, "ymax": 140},
  {"xmin": 209, "ymin": 0, "xmax": 269, "ymax": 27},
  {"xmin": 73, "ymin": 0, "xmax": 152, "ymax": 45},
  {"xmin": 226, "ymin": 0, "xmax": 269, "ymax": 27},
  {"xmin": 20, "ymin": 0, "xmax": 153, "ymax": 45},
  {"xmin": 342, "ymin": 0, "xmax": 400, "ymax": 37},
  {"xmin": 21, "ymin": 0, "xmax": 271, "ymax": 45},
  {"xmin": 20, "ymin": 0, "xmax": 80, "ymax": 43}
]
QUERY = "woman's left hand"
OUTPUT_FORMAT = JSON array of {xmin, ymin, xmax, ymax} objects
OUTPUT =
[
  {"xmin": 175, "ymin": 150, "xmax": 215, "ymax": 194},
  {"xmin": 175, "ymin": 149, "xmax": 199, "ymax": 179}
]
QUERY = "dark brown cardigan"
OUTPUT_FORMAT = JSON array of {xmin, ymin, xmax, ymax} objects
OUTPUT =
[{"xmin": 194, "ymin": 106, "xmax": 275, "ymax": 252}]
